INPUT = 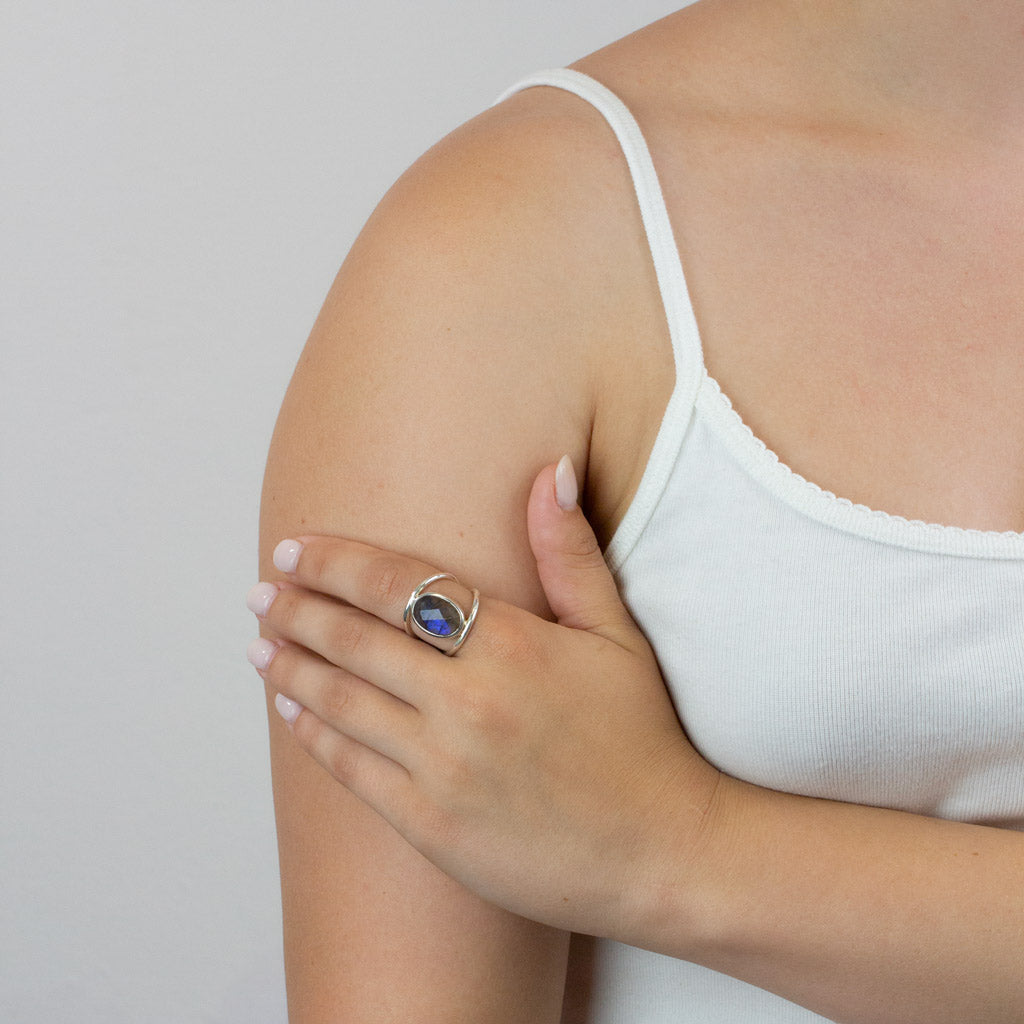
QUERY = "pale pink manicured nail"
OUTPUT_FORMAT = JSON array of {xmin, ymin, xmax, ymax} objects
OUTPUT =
[
  {"xmin": 246, "ymin": 581, "xmax": 279, "ymax": 618},
  {"xmin": 275, "ymin": 692, "xmax": 304, "ymax": 724},
  {"xmin": 555, "ymin": 454, "xmax": 578, "ymax": 511},
  {"xmin": 273, "ymin": 538, "xmax": 303, "ymax": 574},
  {"xmin": 246, "ymin": 637, "xmax": 281, "ymax": 671}
]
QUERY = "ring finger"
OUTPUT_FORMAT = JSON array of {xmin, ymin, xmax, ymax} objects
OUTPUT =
[{"xmin": 253, "ymin": 581, "xmax": 436, "ymax": 707}]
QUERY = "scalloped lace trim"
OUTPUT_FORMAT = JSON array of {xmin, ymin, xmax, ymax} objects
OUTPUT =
[{"xmin": 699, "ymin": 372, "xmax": 1024, "ymax": 545}]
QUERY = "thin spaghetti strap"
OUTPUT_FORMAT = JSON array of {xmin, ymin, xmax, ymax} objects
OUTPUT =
[
  {"xmin": 495, "ymin": 68, "xmax": 706, "ymax": 571},
  {"xmin": 494, "ymin": 68, "xmax": 704, "ymax": 410}
]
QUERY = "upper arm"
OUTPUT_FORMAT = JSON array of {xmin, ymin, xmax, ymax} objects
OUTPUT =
[{"xmin": 258, "ymin": 95, "xmax": 612, "ymax": 1023}]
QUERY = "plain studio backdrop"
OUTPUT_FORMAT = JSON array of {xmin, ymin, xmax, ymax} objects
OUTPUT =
[{"xmin": 1, "ymin": 2, "xmax": 693, "ymax": 1021}]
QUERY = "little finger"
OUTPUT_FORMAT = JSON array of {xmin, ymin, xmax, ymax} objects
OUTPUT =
[
  {"xmin": 286, "ymin": 702, "xmax": 417, "ymax": 833},
  {"xmin": 249, "ymin": 637, "xmax": 421, "ymax": 769}
]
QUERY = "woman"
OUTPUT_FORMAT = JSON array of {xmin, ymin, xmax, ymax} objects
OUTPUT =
[{"xmin": 247, "ymin": 1, "xmax": 1024, "ymax": 1020}]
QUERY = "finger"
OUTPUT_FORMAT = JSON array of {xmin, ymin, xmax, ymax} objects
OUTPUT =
[
  {"xmin": 285, "ymin": 697, "xmax": 416, "ymax": 830},
  {"xmin": 272, "ymin": 536, "xmax": 477, "ymax": 634},
  {"xmin": 253, "ymin": 637, "xmax": 420, "ymax": 767},
  {"xmin": 253, "ymin": 581, "xmax": 437, "ymax": 707},
  {"xmin": 526, "ymin": 457, "xmax": 638, "ymax": 645}
]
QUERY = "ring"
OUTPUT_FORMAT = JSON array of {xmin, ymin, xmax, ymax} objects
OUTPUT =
[{"xmin": 403, "ymin": 572, "xmax": 480, "ymax": 656}]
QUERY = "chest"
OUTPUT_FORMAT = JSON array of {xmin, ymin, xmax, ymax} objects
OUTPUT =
[
  {"xmin": 656, "ymin": 129, "xmax": 1024, "ymax": 533},
  {"xmin": 614, "ymin": 415, "xmax": 1024, "ymax": 828}
]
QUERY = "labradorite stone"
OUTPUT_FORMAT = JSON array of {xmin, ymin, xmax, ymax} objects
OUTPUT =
[{"xmin": 413, "ymin": 594, "xmax": 461, "ymax": 637}]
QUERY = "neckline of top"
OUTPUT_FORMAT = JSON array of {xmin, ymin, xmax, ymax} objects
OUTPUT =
[{"xmin": 697, "ymin": 371, "xmax": 1024, "ymax": 558}]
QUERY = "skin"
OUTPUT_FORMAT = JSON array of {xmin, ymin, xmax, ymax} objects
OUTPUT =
[
  {"xmin": 255, "ymin": 1, "xmax": 1024, "ymax": 1020},
  {"xmin": 253, "ymin": 470, "xmax": 718, "ymax": 940}
]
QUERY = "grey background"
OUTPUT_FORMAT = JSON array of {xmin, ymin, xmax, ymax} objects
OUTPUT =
[{"xmin": 2, "ymin": 2, "xmax": 688, "ymax": 1020}]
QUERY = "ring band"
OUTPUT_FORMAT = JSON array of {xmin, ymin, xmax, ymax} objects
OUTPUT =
[{"xmin": 403, "ymin": 572, "xmax": 480, "ymax": 656}]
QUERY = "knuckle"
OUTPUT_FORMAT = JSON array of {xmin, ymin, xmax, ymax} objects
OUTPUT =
[
  {"xmin": 476, "ymin": 611, "xmax": 545, "ymax": 668},
  {"xmin": 360, "ymin": 554, "xmax": 408, "ymax": 610},
  {"xmin": 325, "ymin": 742, "xmax": 360, "ymax": 786},
  {"xmin": 327, "ymin": 610, "xmax": 370, "ymax": 657},
  {"xmin": 319, "ymin": 674, "xmax": 354, "ymax": 721},
  {"xmin": 453, "ymin": 682, "xmax": 520, "ymax": 746},
  {"xmin": 564, "ymin": 518, "xmax": 604, "ymax": 563},
  {"xmin": 455, "ymin": 685, "xmax": 496, "ymax": 731}
]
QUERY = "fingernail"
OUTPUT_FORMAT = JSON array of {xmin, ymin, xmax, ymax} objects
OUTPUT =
[
  {"xmin": 275, "ymin": 692, "xmax": 304, "ymax": 724},
  {"xmin": 273, "ymin": 538, "xmax": 303, "ymax": 574},
  {"xmin": 246, "ymin": 581, "xmax": 279, "ymax": 618},
  {"xmin": 247, "ymin": 637, "xmax": 281, "ymax": 672},
  {"xmin": 555, "ymin": 454, "xmax": 578, "ymax": 510}
]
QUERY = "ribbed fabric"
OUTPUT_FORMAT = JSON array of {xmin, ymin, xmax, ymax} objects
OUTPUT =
[{"xmin": 497, "ymin": 71, "xmax": 1024, "ymax": 1023}]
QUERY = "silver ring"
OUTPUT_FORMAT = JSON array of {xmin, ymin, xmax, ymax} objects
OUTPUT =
[{"xmin": 403, "ymin": 572, "xmax": 480, "ymax": 656}]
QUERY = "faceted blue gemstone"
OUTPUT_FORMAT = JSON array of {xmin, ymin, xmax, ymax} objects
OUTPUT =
[{"xmin": 413, "ymin": 595, "xmax": 461, "ymax": 637}]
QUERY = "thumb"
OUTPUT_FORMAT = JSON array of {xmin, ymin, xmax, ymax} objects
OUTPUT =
[{"xmin": 527, "ymin": 455, "xmax": 635, "ymax": 643}]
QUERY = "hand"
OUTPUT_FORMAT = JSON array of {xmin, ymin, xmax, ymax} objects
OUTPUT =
[{"xmin": 246, "ymin": 458, "xmax": 721, "ymax": 941}]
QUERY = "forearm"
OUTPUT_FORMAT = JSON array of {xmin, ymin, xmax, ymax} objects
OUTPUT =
[{"xmin": 647, "ymin": 775, "xmax": 1024, "ymax": 1024}]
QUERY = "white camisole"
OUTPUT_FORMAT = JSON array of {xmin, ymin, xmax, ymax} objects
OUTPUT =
[{"xmin": 496, "ymin": 70, "xmax": 1024, "ymax": 1023}]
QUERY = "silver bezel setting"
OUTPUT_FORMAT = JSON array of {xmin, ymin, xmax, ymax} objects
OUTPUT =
[{"xmin": 403, "ymin": 572, "xmax": 480, "ymax": 655}]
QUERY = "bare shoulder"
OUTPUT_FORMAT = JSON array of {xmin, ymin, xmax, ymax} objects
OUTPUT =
[{"xmin": 269, "ymin": 81, "xmax": 672, "ymax": 565}]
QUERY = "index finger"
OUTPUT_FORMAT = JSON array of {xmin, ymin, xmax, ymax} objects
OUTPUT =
[{"xmin": 272, "ymin": 535, "xmax": 476, "ymax": 631}]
